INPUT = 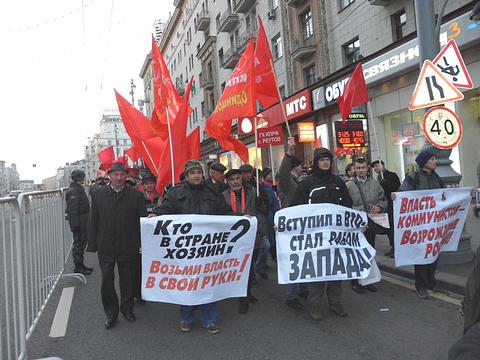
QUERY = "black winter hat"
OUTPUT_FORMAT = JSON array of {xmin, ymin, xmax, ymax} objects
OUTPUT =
[
  {"xmin": 291, "ymin": 156, "xmax": 302, "ymax": 169},
  {"xmin": 210, "ymin": 162, "xmax": 227, "ymax": 172},
  {"xmin": 142, "ymin": 171, "xmax": 157, "ymax": 183},
  {"xmin": 313, "ymin": 147, "xmax": 333, "ymax": 163},
  {"xmin": 239, "ymin": 164, "xmax": 253, "ymax": 173},
  {"xmin": 225, "ymin": 169, "xmax": 242, "ymax": 179},
  {"xmin": 71, "ymin": 170, "xmax": 85, "ymax": 181},
  {"xmin": 108, "ymin": 162, "xmax": 128, "ymax": 173},
  {"xmin": 415, "ymin": 150, "xmax": 435, "ymax": 169}
]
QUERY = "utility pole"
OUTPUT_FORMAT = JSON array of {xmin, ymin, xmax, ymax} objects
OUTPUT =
[
  {"xmin": 129, "ymin": 79, "xmax": 136, "ymax": 106},
  {"xmin": 414, "ymin": 0, "xmax": 473, "ymax": 264}
]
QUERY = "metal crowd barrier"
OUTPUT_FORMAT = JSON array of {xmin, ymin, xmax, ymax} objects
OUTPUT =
[{"xmin": 1, "ymin": 189, "xmax": 86, "ymax": 360}]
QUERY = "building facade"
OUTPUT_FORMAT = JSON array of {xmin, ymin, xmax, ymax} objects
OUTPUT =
[
  {"xmin": 141, "ymin": 0, "xmax": 479, "ymax": 188},
  {"xmin": 84, "ymin": 112, "xmax": 133, "ymax": 181},
  {"xmin": 0, "ymin": 161, "xmax": 20, "ymax": 195}
]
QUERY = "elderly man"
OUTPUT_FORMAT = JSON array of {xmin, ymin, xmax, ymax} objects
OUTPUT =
[
  {"xmin": 223, "ymin": 169, "xmax": 268, "ymax": 314},
  {"xmin": 66, "ymin": 169, "xmax": 92, "ymax": 275},
  {"xmin": 154, "ymin": 160, "xmax": 231, "ymax": 334},
  {"xmin": 205, "ymin": 162, "xmax": 228, "ymax": 193},
  {"xmin": 87, "ymin": 162, "xmax": 147, "ymax": 329}
]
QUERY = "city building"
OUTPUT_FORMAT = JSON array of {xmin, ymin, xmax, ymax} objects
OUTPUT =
[
  {"xmin": 0, "ymin": 161, "xmax": 20, "ymax": 195},
  {"xmin": 18, "ymin": 180, "xmax": 35, "ymax": 192},
  {"xmin": 84, "ymin": 110, "xmax": 134, "ymax": 181}
]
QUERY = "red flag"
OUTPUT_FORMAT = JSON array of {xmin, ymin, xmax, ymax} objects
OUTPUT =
[
  {"xmin": 151, "ymin": 35, "xmax": 182, "ymax": 135},
  {"xmin": 98, "ymin": 146, "xmax": 115, "ymax": 171},
  {"xmin": 186, "ymin": 127, "xmax": 201, "ymax": 160},
  {"xmin": 115, "ymin": 90, "xmax": 166, "ymax": 176},
  {"xmin": 125, "ymin": 145, "xmax": 141, "ymax": 162},
  {"xmin": 205, "ymin": 39, "xmax": 256, "ymax": 163},
  {"xmin": 254, "ymin": 16, "xmax": 280, "ymax": 109},
  {"xmin": 156, "ymin": 77, "xmax": 194, "ymax": 193},
  {"xmin": 338, "ymin": 63, "xmax": 369, "ymax": 123}
]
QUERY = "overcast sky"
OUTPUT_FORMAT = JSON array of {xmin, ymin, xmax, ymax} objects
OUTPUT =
[{"xmin": 0, "ymin": 0, "xmax": 174, "ymax": 182}]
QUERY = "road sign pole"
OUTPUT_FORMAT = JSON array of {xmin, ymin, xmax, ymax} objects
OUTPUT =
[{"xmin": 414, "ymin": 0, "xmax": 473, "ymax": 264}]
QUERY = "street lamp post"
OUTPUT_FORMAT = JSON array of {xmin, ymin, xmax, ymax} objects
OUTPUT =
[{"xmin": 413, "ymin": 0, "xmax": 473, "ymax": 264}]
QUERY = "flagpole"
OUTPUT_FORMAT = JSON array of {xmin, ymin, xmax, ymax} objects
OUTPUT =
[
  {"xmin": 254, "ymin": 116, "xmax": 260, "ymax": 196},
  {"xmin": 140, "ymin": 140, "xmax": 159, "ymax": 174},
  {"xmin": 166, "ymin": 108, "xmax": 176, "ymax": 186},
  {"xmin": 269, "ymin": 143, "xmax": 276, "ymax": 186},
  {"xmin": 269, "ymin": 59, "xmax": 292, "ymax": 138},
  {"xmin": 367, "ymin": 101, "xmax": 384, "ymax": 180}
]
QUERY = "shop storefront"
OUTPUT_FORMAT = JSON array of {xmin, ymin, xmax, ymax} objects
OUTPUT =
[{"xmin": 311, "ymin": 10, "xmax": 480, "ymax": 186}]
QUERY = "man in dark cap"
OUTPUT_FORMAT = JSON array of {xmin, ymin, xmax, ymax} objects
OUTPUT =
[
  {"xmin": 206, "ymin": 162, "xmax": 228, "ymax": 193},
  {"xmin": 223, "ymin": 169, "xmax": 268, "ymax": 314},
  {"xmin": 278, "ymin": 139, "xmax": 308, "ymax": 309},
  {"xmin": 398, "ymin": 149, "xmax": 444, "ymax": 299},
  {"xmin": 239, "ymin": 164, "xmax": 254, "ymax": 185},
  {"xmin": 291, "ymin": 147, "xmax": 353, "ymax": 321},
  {"xmin": 87, "ymin": 162, "xmax": 147, "ymax": 329},
  {"xmin": 66, "ymin": 169, "xmax": 93, "ymax": 275},
  {"xmin": 154, "ymin": 160, "xmax": 232, "ymax": 334},
  {"xmin": 370, "ymin": 160, "xmax": 400, "ymax": 257}
]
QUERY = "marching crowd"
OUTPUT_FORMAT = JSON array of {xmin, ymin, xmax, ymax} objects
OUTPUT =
[{"xmin": 64, "ymin": 139, "xmax": 480, "ymax": 355}]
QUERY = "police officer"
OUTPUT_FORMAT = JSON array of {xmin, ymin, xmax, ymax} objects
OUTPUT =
[{"xmin": 66, "ymin": 170, "xmax": 92, "ymax": 275}]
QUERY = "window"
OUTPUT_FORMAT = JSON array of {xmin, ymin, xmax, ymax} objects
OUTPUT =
[
  {"xmin": 279, "ymin": 85, "xmax": 286, "ymax": 99},
  {"xmin": 218, "ymin": 48, "xmax": 224, "ymax": 65},
  {"xmin": 300, "ymin": 9, "xmax": 313, "ymax": 39},
  {"xmin": 271, "ymin": 34, "xmax": 282, "ymax": 59},
  {"xmin": 271, "ymin": 0, "xmax": 279, "ymax": 10},
  {"xmin": 201, "ymin": 101, "xmax": 205, "ymax": 117},
  {"xmin": 221, "ymin": 82, "xmax": 226, "ymax": 92},
  {"xmin": 303, "ymin": 63, "xmax": 316, "ymax": 86},
  {"xmin": 342, "ymin": 37, "xmax": 360, "ymax": 65},
  {"xmin": 392, "ymin": 9, "xmax": 407, "ymax": 41},
  {"xmin": 339, "ymin": 0, "xmax": 354, "ymax": 11}
]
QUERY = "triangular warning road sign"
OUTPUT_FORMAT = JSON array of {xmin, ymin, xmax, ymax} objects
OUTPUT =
[
  {"xmin": 409, "ymin": 60, "xmax": 464, "ymax": 111},
  {"xmin": 433, "ymin": 39, "xmax": 473, "ymax": 89}
]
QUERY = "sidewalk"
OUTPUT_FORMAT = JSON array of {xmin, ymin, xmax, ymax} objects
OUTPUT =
[{"xmin": 376, "ymin": 204, "xmax": 480, "ymax": 295}]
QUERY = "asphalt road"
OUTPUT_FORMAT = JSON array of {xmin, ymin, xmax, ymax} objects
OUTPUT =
[{"xmin": 25, "ymin": 252, "xmax": 466, "ymax": 360}]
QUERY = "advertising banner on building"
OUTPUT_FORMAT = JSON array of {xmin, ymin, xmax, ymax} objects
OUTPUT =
[
  {"xmin": 141, "ymin": 215, "xmax": 257, "ymax": 305},
  {"xmin": 393, "ymin": 188, "xmax": 471, "ymax": 267},
  {"xmin": 275, "ymin": 204, "xmax": 376, "ymax": 284}
]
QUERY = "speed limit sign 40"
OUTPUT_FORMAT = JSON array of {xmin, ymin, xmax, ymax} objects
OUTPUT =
[{"xmin": 423, "ymin": 106, "xmax": 462, "ymax": 149}]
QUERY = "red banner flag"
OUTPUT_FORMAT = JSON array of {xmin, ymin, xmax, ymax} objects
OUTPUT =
[
  {"xmin": 98, "ymin": 146, "xmax": 115, "ymax": 171},
  {"xmin": 205, "ymin": 39, "xmax": 256, "ymax": 163},
  {"xmin": 338, "ymin": 63, "xmax": 369, "ymax": 123},
  {"xmin": 186, "ymin": 127, "xmax": 201, "ymax": 160},
  {"xmin": 115, "ymin": 90, "xmax": 165, "ymax": 175},
  {"xmin": 151, "ymin": 35, "xmax": 183, "ymax": 135},
  {"xmin": 125, "ymin": 145, "xmax": 141, "ymax": 162},
  {"xmin": 254, "ymin": 16, "xmax": 280, "ymax": 109},
  {"xmin": 156, "ymin": 77, "xmax": 195, "ymax": 193}
]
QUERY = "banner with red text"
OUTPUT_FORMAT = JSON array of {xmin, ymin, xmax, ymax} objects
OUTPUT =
[
  {"xmin": 141, "ymin": 215, "xmax": 257, "ymax": 305},
  {"xmin": 393, "ymin": 188, "xmax": 471, "ymax": 267}
]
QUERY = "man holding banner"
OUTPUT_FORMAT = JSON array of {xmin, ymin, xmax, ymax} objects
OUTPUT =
[
  {"xmin": 397, "ymin": 150, "xmax": 445, "ymax": 299},
  {"xmin": 153, "ymin": 160, "xmax": 232, "ymax": 334},
  {"xmin": 290, "ymin": 147, "xmax": 353, "ymax": 320}
]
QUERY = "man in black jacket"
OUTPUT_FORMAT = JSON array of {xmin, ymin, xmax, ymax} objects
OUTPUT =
[
  {"xmin": 87, "ymin": 162, "xmax": 147, "ymax": 329},
  {"xmin": 291, "ymin": 147, "xmax": 353, "ymax": 321},
  {"xmin": 154, "ymin": 160, "xmax": 232, "ymax": 334},
  {"xmin": 205, "ymin": 162, "xmax": 228, "ymax": 194},
  {"xmin": 66, "ymin": 170, "xmax": 92, "ymax": 276},
  {"xmin": 371, "ymin": 160, "xmax": 400, "ymax": 257}
]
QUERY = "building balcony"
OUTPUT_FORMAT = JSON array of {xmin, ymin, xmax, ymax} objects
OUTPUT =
[
  {"xmin": 234, "ymin": 0, "xmax": 256, "ymax": 13},
  {"xmin": 285, "ymin": 0, "xmax": 307, "ymax": 7},
  {"xmin": 238, "ymin": 27, "xmax": 257, "ymax": 52},
  {"xmin": 196, "ymin": 35, "xmax": 216, "ymax": 59},
  {"xmin": 222, "ymin": 45, "xmax": 241, "ymax": 69},
  {"xmin": 195, "ymin": 10, "xmax": 210, "ymax": 32},
  {"xmin": 200, "ymin": 75, "xmax": 214, "ymax": 90},
  {"xmin": 217, "ymin": 9, "xmax": 239, "ymax": 33},
  {"xmin": 291, "ymin": 35, "xmax": 316, "ymax": 61}
]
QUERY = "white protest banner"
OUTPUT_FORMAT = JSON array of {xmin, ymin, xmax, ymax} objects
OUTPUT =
[
  {"xmin": 275, "ymin": 204, "xmax": 376, "ymax": 284},
  {"xmin": 141, "ymin": 214, "xmax": 257, "ymax": 305},
  {"xmin": 393, "ymin": 188, "xmax": 471, "ymax": 267}
]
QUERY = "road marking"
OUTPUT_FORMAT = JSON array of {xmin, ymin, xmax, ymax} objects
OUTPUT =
[
  {"xmin": 49, "ymin": 287, "xmax": 75, "ymax": 338},
  {"xmin": 382, "ymin": 274, "xmax": 462, "ymax": 306}
]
